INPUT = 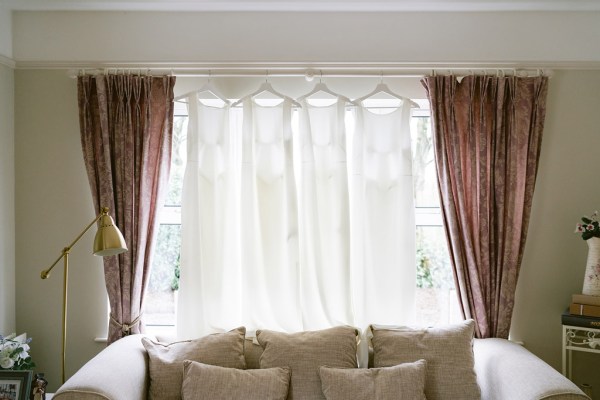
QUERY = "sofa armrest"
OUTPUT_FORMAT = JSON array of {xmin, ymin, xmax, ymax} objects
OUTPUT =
[
  {"xmin": 473, "ymin": 338, "xmax": 588, "ymax": 400},
  {"xmin": 53, "ymin": 334, "xmax": 152, "ymax": 400}
]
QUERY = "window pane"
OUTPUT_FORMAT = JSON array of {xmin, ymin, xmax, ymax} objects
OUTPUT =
[
  {"xmin": 145, "ymin": 223, "xmax": 181, "ymax": 326},
  {"xmin": 415, "ymin": 226, "xmax": 461, "ymax": 326},
  {"xmin": 164, "ymin": 115, "xmax": 188, "ymax": 207},
  {"xmin": 411, "ymin": 116, "xmax": 439, "ymax": 208},
  {"xmin": 146, "ymin": 109, "xmax": 187, "ymax": 330}
]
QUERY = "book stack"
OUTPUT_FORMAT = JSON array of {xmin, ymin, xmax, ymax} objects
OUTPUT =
[{"xmin": 562, "ymin": 294, "xmax": 600, "ymax": 328}]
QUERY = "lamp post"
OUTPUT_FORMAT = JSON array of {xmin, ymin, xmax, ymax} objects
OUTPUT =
[{"xmin": 40, "ymin": 207, "xmax": 127, "ymax": 383}]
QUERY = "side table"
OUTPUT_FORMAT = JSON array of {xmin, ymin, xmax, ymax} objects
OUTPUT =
[{"xmin": 562, "ymin": 324, "xmax": 600, "ymax": 379}]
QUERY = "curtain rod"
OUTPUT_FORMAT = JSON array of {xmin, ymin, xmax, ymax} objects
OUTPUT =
[{"xmin": 67, "ymin": 67, "xmax": 554, "ymax": 79}]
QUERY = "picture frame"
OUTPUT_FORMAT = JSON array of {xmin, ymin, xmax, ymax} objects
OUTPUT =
[{"xmin": 0, "ymin": 370, "xmax": 33, "ymax": 400}]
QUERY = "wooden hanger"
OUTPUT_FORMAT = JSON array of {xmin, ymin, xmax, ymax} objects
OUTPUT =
[{"xmin": 231, "ymin": 75, "xmax": 302, "ymax": 108}]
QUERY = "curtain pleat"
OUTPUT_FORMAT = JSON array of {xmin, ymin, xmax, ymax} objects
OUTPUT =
[
  {"xmin": 422, "ymin": 75, "xmax": 548, "ymax": 338},
  {"xmin": 78, "ymin": 74, "xmax": 175, "ymax": 344}
]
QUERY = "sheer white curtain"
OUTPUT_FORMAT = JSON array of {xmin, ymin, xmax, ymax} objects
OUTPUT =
[{"xmin": 177, "ymin": 94, "xmax": 415, "ymax": 339}]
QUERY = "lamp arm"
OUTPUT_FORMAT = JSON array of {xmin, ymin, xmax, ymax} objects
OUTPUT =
[{"xmin": 40, "ymin": 207, "xmax": 109, "ymax": 279}]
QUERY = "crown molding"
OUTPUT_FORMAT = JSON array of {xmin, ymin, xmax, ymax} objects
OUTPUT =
[
  {"xmin": 6, "ymin": 0, "xmax": 600, "ymax": 12},
  {"xmin": 0, "ymin": 54, "xmax": 16, "ymax": 69}
]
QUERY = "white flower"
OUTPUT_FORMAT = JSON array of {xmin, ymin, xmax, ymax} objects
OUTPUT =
[
  {"xmin": 0, "ymin": 357, "xmax": 15, "ymax": 369},
  {"xmin": 0, "ymin": 334, "xmax": 34, "ymax": 370}
]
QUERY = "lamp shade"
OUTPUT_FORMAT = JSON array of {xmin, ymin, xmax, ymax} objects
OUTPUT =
[{"xmin": 93, "ymin": 214, "xmax": 128, "ymax": 256}]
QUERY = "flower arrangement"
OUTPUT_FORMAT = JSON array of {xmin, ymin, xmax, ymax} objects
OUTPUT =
[
  {"xmin": 575, "ymin": 211, "xmax": 600, "ymax": 240},
  {"xmin": 0, "ymin": 334, "xmax": 35, "ymax": 370}
]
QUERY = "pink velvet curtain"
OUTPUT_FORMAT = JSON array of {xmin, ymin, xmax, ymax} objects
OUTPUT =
[
  {"xmin": 422, "ymin": 75, "xmax": 549, "ymax": 338},
  {"xmin": 78, "ymin": 74, "xmax": 175, "ymax": 344}
]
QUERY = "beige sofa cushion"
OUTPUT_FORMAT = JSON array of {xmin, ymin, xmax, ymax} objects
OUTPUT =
[
  {"xmin": 371, "ymin": 319, "xmax": 480, "ymax": 400},
  {"xmin": 257, "ymin": 326, "xmax": 359, "ymax": 400},
  {"xmin": 319, "ymin": 360, "xmax": 427, "ymax": 400},
  {"xmin": 142, "ymin": 327, "xmax": 246, "ymax": 400},
  {"xmin": 181, "ymin": 360, "xmax": 290, "ymax": 400}
]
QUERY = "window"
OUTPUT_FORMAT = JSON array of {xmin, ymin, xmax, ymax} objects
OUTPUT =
[
  {"xmin": 410, "ymin": 101, "xmax": 461, "ymax": 326},
  {"xmin": 144, "ymin": 93, "xmax": 460, "ymax": 332},
  {"xmin": 144, "ymin": 101, "xmax": 187, "ymax": 334}
]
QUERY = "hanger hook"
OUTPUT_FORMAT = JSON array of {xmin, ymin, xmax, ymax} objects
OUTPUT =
[
  {"xmin": 266, "ymin": 70, "xmax": 269, "ymax": 83},
  {"xmin": 208, "ymin": 69, "xmax": 211, "ymax": 83},
  {"xmin": 320, "ymin": 70, "xmax": 323, "ymax": 84}
]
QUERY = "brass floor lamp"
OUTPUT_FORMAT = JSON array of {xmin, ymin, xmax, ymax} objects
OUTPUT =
[{"xmin": 40, "ymin": 207, "xmax": 127, "ymax": 384}]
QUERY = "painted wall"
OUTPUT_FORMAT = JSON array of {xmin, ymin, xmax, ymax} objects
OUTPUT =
[
  {"xmin": 0, "ymin": 4, "xmax": 12, "ymax": 59},
  {"xmin": 510, "ymin": 70, "xmax": 600, "ymax": 391},
  {"xmin": 14, "ymin": 68, "xmax": 600, "ymax": 392},
  {"xmin": 0, "ymin": 63, "xmax": 15, "ymax": 335},
  {"xmin": 12, "ymin": 11, "xmax": 600, "ymax": 64},
  {"xmin": 15, "ymin": 70, "xmax": 107, "ymax": 390}
]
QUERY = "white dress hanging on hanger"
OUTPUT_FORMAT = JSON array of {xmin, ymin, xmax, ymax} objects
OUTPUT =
[
  {"xmin": 239, "ymin": 97, "xmax": 301, "ymax": 333},
  {"xmin": 350, "ymin": 100, "xmax": 416, "ymax": 328},
  {"xmin": 178, "ymin": 98, "xmax": 240, "ymax": 338},
  {"xmin": 297, "ymin": 98, "xmax": 353, "ymax": 330}
]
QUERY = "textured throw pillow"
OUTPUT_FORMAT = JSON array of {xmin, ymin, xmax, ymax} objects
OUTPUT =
[
  {"xmin": 257, "ymin": 326, "xmax": 359, "ymax": 400},
  {"xmin": 319, "ymin": 360, "xmax": 428, "ymax": 400},
  {"xmin": 142, "ymin": 327, "xmax": 247, "ymax": 400},
  {"xmin": 371, "ymin": 319, "xmax": 480, "ymax": 400},
  {"xmin": 181, "ymin": 360, "xmax": 291, "ymax": 400}
]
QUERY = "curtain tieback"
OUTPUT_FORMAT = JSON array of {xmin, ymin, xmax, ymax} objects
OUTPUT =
[{"xmin": 110, "ymin": 313, "xmax": 143, "ymax": 335}]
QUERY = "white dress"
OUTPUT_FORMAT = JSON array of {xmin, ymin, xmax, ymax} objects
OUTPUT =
[
  {"xmin": 297, "ymin": 98, "xmax": 353, "ymax": 330},
  {"xmin": 178, "ymin": 99, "xmax": 239, "ymax": 338},
  {"xmin": 239, "ymin": 98, "xmax": 301, "ymax": 333},
  {"xmin": 350, "ymin": 101, "xmax": 416, "ymax": 327}
]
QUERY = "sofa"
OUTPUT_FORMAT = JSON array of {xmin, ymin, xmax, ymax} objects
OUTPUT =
[{"xmin": 53, "ymin": 321, "xmax": 588, "ymax": 400}]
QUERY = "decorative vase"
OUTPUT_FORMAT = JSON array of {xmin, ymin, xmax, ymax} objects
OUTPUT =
[{"xmin": 582, "ymin": 237, "xmax": 600, "ymax": 296}]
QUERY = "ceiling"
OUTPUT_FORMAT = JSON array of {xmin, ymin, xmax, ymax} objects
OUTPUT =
[{"xmin": 3, "ymin": 0, "xmax": 600, "ymax": 12}]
